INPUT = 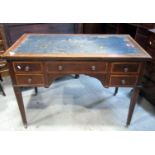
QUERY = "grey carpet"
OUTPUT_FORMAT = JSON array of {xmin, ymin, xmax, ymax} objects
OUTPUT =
[{"xmin": 0, "ymin": 75, "xmax": 155, "ymax": 130}]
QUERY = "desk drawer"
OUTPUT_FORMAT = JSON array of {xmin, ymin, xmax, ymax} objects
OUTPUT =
[
  {"xmin": 13, "ymin": 62, "xmax": 43, "ymax": 73},
  {"xmin": 15, "ymin": 74, "xmax": 44, "ymax": 86},
  {"xmin": 109, "ymin": 75, "xmax": 138, "ymax": 87},
  {"xmin": 46, "ymin": 62, "xmax": 107, "ymax": 73},
  {"xmin": 111, "ymin": 62, "xmax": 141, "ymax": 74}
]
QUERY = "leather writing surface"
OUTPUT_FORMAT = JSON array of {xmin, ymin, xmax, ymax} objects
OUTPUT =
[{"xmin": 12, "ymin": 35, "xmax": 141, "ymax": 55}]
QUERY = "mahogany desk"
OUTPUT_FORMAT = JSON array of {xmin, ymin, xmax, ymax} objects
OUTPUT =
[{"xmin": 2, "ymin": 34, "xmax": 151, "ymax": 128}]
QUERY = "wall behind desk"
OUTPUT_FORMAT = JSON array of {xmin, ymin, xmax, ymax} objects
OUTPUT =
[{"xmin": 3, "ymin": 23, "xmax": 83, "ymax": 47}]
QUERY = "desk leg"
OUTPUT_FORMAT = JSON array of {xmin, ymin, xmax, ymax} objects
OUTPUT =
[
  {"xmin": 13, "ymin": 86, "xmax": 27, "ymax": 128},
  {"xmin": 75, "ymin": 74, "xmax": 79, "ymax": 79},
  {"xmin": 0, "ymin": 83, "xmax": 6, "ymax": 96},
  {"xmin": 0, "ymin": 74, "xmax": 3, "ymax": 81},
  {"xmin": 34, "ymin": 87, "xmax": 38, "ymax": 96},
  {"xmin": 113, "ymin": 87, "xmax": 118, "ymax": 96},
  {"xmin": 126, "ymin": 87, "xmax": 140, "ymax": 126}
]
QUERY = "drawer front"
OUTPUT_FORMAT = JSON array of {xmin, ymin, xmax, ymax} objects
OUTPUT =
[
  {"xmin": 13, "ymin": 62, "xmax": 43, "ymax": 73},
  {"xmin": 46, "ymin": 62, "xmax": 107, "ymax": 73},
  {"xmin": 111, "ymin": 62, "xmax": 141, "ymax": 74},
  {"xmin": 15, "ymin": 74, "xmax": 44, "ymax": 86},
  {"xmin": 109, "ymin": 75, "xmax": 138, "ymax": 87}
]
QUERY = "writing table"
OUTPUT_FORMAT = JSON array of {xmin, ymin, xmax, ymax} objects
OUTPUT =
[{"xmin": 2, "ymin": 34, "xmax": 151, "ymax": 128}]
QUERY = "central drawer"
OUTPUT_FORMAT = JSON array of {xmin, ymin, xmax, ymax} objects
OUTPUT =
[{"xmin": 46, "ymin": 61, "xmax": 107, "ymax": 73}]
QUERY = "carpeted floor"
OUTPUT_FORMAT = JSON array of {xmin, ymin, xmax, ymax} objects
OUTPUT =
[{"xmin": 0, "ymin": 75, "xmax": 155, "ymax": 130}]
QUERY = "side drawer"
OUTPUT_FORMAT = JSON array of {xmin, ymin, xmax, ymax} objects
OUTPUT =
[
  {"xmin": 111, "ymin": 62, "xmax": 141, "ymax": 74},
  {"xmin": 46, "ymin": 61, "xmax": 107, "ymax": 73},
  {"xmin": 13, "ymin": 61, "xmax": 43, "ymax": 73},
  {"xmin": 15, "ymin": 74, "xmax": 44, "ymax": 86},
  {"xmin": 109, "ymin": 75, "xmax": 138, "ymax": 87}
]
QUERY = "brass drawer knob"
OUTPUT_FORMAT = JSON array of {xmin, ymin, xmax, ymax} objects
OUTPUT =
[
  {"xmin": 124, "ymin": 67, "xmax": 128, "ymax": 72},
  {"xmin": 121, "ymin": 79, "xmax": 126, "ymax": 85},
  {"xmin": 25, "ymin": 66, "xmax": 30, "ymax": 71},
  {"xmin": 27, "ymin": 78, "xmax": 32, "ymax": 84},
  {"xmin": 91, "ymin": 65, "xmax": 96, "ymax": 71},
  {"xmin": 17, "ymin": 65, "xmax": 21, "ymax": 70},
  {"xmin": 58, "ymin": 65, "xmax": 63, "ymax": 71}
]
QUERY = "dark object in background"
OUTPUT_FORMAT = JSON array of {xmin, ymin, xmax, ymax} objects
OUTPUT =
[
  {"xmin": 0, "ymin": 24, "xmax": 8, "ymax": 96},
  {"xmin": 3, "ymin": 23, "xmax": 82, "ymax": 46}
]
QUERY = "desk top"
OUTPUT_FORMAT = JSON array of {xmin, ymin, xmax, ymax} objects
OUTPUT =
[{"xmin": 3, "ymin": 34, "xmax": 151, "ymax": 61}]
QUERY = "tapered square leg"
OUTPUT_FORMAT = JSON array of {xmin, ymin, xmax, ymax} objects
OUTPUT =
[
  {"xmin": 0, "ymin": 74, "xmax": 3, "ymax": 81},
  {"xmin": 113, "ymin": 87, "xmax": 118, "ymax": 96},
  {"xmin": 126, "ymin": 87, "xmax": 140, "ymax": 126},
  {"xmin": 13, "ymin": 86, "xmax": 27, "ymax": 128},
  {"xmin": 0, "ymin": 82, "xmax": 6, "ymax": 96},
  {"xmin": 34, "ymin": 87, "xmax": 38, "ymax": 96}
]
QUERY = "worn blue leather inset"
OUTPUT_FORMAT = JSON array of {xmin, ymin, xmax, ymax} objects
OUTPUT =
[{"xmin": 13, "ymin": 35, "xmax": 141, "ymax": 54}]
